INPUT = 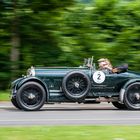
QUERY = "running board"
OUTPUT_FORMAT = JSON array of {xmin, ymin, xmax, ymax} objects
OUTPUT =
[{"xmin": 85, "ymin": 97, "xmax": 119, "ymax": 102}]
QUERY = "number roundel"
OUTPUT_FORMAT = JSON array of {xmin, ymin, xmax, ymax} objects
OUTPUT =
[{"xmin": 93, "ymin": 71, "xmax": 106, "ymax": 84}]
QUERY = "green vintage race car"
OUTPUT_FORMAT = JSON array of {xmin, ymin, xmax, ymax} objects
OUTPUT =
[{"xmin": 11, "ymin": 57, "xmax": 140, "ymax": 111}]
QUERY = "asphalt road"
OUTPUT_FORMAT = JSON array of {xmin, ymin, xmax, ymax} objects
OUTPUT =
[{"xmin": 0, "ymin": 102, "xmax": 140, "ymax": 126}]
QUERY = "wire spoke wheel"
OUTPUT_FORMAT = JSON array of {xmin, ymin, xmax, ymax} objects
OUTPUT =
[
  {"xmin": 124, "ymin": 82, "xmax": 140, "ymax": 110},
  {"xmin": 66, "ymin": 75, "xmax": 87, "ymax": 96},
  {"xmin": 62, "ymin": 71, "xmax": 90, "ymax": 101},
  {"xmin": 21, "ymin": 88, "xmax": 42, "ymax": 107},
  {"xmin": 16, "ymin": 82, "xmax": 46, "ymax": 111}
]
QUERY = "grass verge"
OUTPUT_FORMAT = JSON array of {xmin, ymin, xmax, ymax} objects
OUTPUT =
[
  {"xmin": 0, "ymin": 126, "xmax": 140, "ymax": 140},
  {"xmin": 0, "ymin": 91, "xmax": 10, "ymax": 101}
]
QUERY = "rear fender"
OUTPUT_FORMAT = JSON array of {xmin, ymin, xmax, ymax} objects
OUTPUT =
[{"xmin": 119, "ymin": 79, "xmax": 140, "ymax": 103}]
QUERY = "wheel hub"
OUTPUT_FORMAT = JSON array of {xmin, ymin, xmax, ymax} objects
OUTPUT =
[
  {"xmin": 74, "ymin": 82, "xmax": 79, "ymax": 88},
  {"xmin": 134, "ymin": 93, "xmax": 140, "ymax": 100},
  {"xmin": 28, "ymin": 93, "xmax": 36, "ymax": 100}
]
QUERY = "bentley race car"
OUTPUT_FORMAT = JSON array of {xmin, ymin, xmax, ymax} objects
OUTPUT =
[{"xmin": 11, "ymin": 57, "xmax": 140, "ymax": 111}]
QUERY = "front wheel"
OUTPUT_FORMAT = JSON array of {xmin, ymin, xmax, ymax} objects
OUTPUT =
[
  {"xmin": 124, "ymin": 82, "xmax": 140, "ymax": 110},
  {"xmin": 11, "ymin": 98, "xmax": 22, "ymax": 109},
  {"xmin": 16, "ymin": 81, "xmax": 46, "ymax": 111}
]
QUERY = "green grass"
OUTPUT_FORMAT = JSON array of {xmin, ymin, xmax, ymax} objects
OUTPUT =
[
  {"xmin": 0, "ymin": 91, "xmax": 10, "ymax": 101},
  {"xmin": 0, "ymin": 126, "xmax": 140, "ymax": 140}
]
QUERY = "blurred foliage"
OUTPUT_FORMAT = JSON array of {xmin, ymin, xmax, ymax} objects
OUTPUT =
[{"xmin": 0, "ymin": 0, "xmax": 140, "ymax": 89}]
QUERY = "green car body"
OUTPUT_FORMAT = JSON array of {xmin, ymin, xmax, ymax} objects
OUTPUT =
[{"xmin": 11, "ymin": 58, "xmax": 140, "ymax": 111}]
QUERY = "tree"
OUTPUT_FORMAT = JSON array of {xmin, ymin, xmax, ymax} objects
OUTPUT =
[
  {"xmin": 0, "ymin": 0, "xmax": 75, "ymax": 89},
  {"xmin": 1, "ymin": 0, "xmax": 140, "ymax": 90},
  {"xmin": 60, "ymin": 0, "xmax": 140, "ymax": 69}
]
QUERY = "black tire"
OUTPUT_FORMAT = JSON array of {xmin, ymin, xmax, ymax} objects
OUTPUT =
[
  {"xmin": 11, "ymin": 98, "xmax": 22, "ymax": 109},
  {"xmin": 112, "ymin": 102, "xmax": 127, "ymax": 110},
  {"xmin": 124, "ymin": 82, "xmax": 140, "ymax": 110},
  {"xmin": 62, "ymin": 71, "xmax": 91, "ymax": 101},
  {"xmin": 16, "ymin": 81, "xmax": 46, "ymax": 111}
]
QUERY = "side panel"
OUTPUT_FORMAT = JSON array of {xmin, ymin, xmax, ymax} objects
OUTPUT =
[
  {"xmin": 90, "ymin": 72, "xmax": 131, "ymax": 97},
  {"xmin": 35, "ymin": 68, "xmax": 91, "ymax": 102},
  {"xmin": 43, "ymin": 77, "xmax": 67, "ymax": 102}
]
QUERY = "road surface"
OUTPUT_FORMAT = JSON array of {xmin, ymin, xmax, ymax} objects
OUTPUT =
[{"xmin": 0, "ymin": 102, "xmax": 140, "ymax": 126}]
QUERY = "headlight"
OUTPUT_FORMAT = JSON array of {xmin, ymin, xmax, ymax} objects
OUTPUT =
[{"xmin": 27, "ymin": 66, "xmax": 35, "ymax": 76}]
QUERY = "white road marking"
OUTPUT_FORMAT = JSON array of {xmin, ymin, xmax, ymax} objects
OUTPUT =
[{"xmin": 0, "ymin": 118, "xmax": 140, "ymax": 122}]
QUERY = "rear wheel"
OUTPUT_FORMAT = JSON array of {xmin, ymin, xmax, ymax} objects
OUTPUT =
[
  {"xmin": 124, "ymin": 82, "xmax": 140, "ymax": 110},
  {"xmin": 112, "ymin": 102, "xmax": 127, "ymax": 110},
  {"xmin": 62, "ymin": 71, "xmax": 90, "ymax": 101},
  {"xmin": 16, "ymin": 81, "xmax": 46, "ymax": 111}
]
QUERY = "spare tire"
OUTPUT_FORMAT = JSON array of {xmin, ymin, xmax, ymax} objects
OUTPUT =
[{"xmin": 62, "ymin": 71, "xmax": 91, "ymax": 101}]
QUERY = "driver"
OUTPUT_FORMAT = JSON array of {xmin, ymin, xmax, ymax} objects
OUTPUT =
[
  {"xmin": 98, "ymin": 58, "xmax": 113, "ymax": 74},
  {"xmin": 98, "ymin": 58, "xmax": 128, "ymax": 74}
]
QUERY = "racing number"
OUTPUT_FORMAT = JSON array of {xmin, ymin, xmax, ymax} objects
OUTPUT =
[
  {"xmin": 93, "ymin": 71, "xmax": 105, "ymax": 84},
  {"xmin": 97, "ymin": 73, "xmax": 101, "ymax": 80}
]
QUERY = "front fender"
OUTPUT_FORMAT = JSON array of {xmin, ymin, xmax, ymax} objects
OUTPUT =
[
  {"xmin": 12, "ymin": 76, "xmax": 49, "ymax": 101},
  {"xmin": 120, "ymin": 78, "xmax": 140, "ymax": 102},
  {"xmin": 11, "ymin": 77, "xmax": 24, "ymax": 88},
  {"xmin": 11, "ymin": 77, "xmax": 24, "ymax": 99}
]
